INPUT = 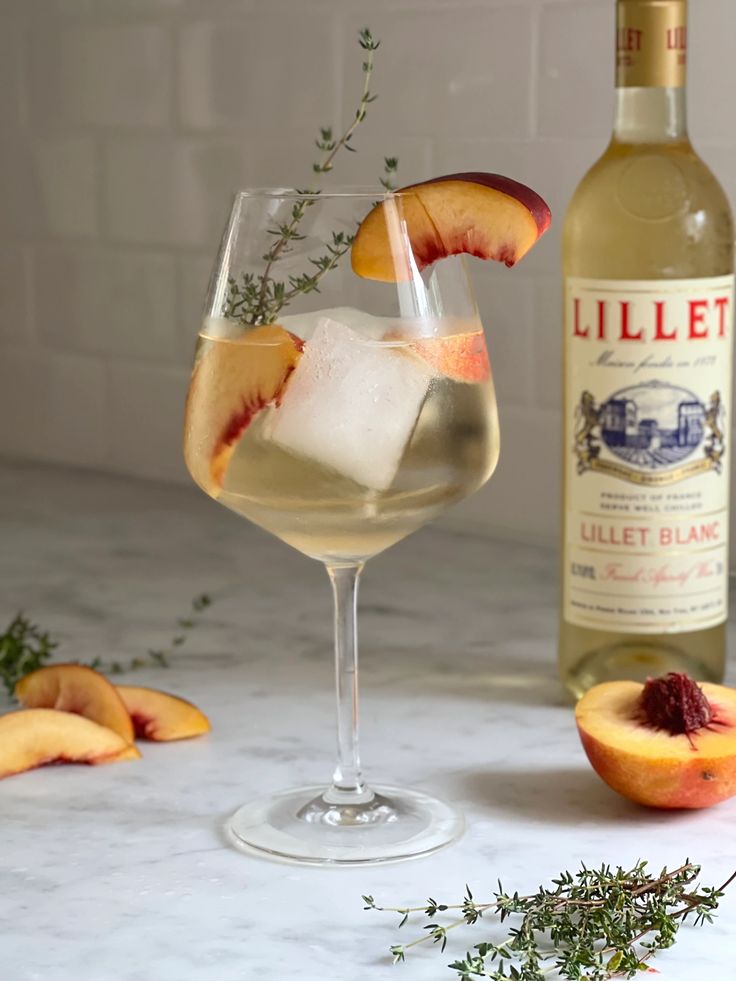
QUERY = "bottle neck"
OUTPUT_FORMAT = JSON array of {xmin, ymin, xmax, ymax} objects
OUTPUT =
[
  {"xmin": 613, "ymin": 0, "xmax": 688, "ymax": 143},
  {"xmin": 612, "ymin": 85, "xmax": 688, "ymax": 144}
]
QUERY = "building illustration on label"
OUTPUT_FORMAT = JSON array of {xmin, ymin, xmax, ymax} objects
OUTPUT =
[{"xmin": 574, "ymin": 380, "xmax": 725, "ymax": 485}]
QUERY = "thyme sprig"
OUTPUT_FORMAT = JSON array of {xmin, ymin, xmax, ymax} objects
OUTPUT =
[
  {"xmin": 381, "ymin": 156, "xmax": 399, "ymax": 191},
  {"xmin": 312, "ymin": 27, "xmax": 380, "ymax": 177},
  {"xmin": 364, "ymin": 860, "xmax": 735, "ymax": 980},
  {"xmin": 224, "ymin": 28, "xmax": 396, "ymax": 327},
  {"xmin": 0, "ymin": 613, "xmax": 56, "ymax": 696},
  {"xmin": 0, "ymin": 594, "xmax": 213, "ymax": 693},
  {"xmin": 93, "ymin": 592, "xmax": 213, "ymax": 675},
  {"xmin": 224, "ymin": 230, "xmax": 356, "ymax": 326}
]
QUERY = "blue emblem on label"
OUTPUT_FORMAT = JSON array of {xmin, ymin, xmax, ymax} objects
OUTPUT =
[{"xmin": 600, "ymin": 380, "xmax": 704, "ymax": 469}]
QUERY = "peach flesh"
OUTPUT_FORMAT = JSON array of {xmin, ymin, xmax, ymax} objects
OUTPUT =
[
  {"xmin": 183, "ymin": 324, "xmax": 303, "ymax": 496},
  {"xmin": 0, "ymin": 708, "xmax": 140, "ymax": 779},
  {"xmin": 351, "ymin": 172, "xmax": 551, "ymax": 282},
  {"xmin": 15, "ymin": 663, "xmax": 135, "ymax": 742},
  {"xmin": 576, "ymin": 679, "xmax": 736, "ymax": 809},
  {"xmin": 411, "ymin": 172, "xmax": 552, "ymax": 238},
  {"xmin": 116, "ymin": 685, "xmax": 211, "ymax": 742}
]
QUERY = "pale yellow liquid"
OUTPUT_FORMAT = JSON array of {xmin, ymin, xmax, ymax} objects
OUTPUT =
[
  {"xmin": 190, "ymin": 330, "xmax": 498, "ymax": 565},
  {"xmin": 560, "ymin": 90, "xmax": 734, "ymax": 698}
]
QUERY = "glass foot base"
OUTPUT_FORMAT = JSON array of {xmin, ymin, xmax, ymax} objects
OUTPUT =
[{"xmin": 225, "ymin": 784, "xmax": 464, "ymax": 866}]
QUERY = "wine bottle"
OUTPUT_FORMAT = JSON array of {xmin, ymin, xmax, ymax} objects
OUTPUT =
[{"xmin": 559, "ymin": 0, "xmax": 734, "ymax": 698}]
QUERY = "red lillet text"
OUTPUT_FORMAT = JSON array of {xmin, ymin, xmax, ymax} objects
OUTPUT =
[{"xmin": 572, "ymin": 295, "xmax": 731, "ymax": 341}]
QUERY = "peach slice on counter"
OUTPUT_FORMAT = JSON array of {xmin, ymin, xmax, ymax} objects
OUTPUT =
[
  {"xmin": 351, "ymin": 172, "xmax": 551, "ymax": 282},
  {"xmin": 15, "ymin": 663, "xmax": 134, "ymax": 742},
  {"xmin": 183, "ymin": 324, "xmax": 303, "ymax": 496},
  {"xmin": 116, "ymin": 685, "xmax": 211, "ymax": 742},
  {"xmin": 576, "ymin": 673, "xmax": 736, "ymax": 810},
  {"xmin": 0, "ymin": 708, "xmax": 139, "ymax": 779},
  {"xmin": 410, "ymin": 331, "xmax": 491, "ymax": 383}
]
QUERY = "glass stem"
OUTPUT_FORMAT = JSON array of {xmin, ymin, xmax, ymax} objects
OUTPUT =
[{"xmin": 324, "ymin": 562, "xmax": 371, "ymax": 803}]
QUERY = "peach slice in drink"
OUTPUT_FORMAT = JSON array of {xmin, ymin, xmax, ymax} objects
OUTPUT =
[
  {"xmin": 184, "ymin": 324, "xmax": 303, "ymax": 496},
  {"xmin": 408, "ymin": 332, "xmax": 491, "ymax": 383}
]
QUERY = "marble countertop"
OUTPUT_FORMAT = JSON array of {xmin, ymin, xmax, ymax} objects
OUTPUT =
[{"xmin": 1, "ymin": 461, "xmax": 735, "ymax": 981}]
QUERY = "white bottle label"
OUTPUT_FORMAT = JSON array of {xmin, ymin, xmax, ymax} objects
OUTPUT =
[{"xmin": 564, "ymin": 275, "xmax": 734, "ymax": 634}]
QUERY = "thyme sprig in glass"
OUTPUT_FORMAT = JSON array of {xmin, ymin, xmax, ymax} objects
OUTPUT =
[
  {"xmin": 364, "ymin": 860, "xmax": 735, "ymax": 980},
  {"xmin": 223, "ymin": 28, "xmax": 397, "ymax": 328}
]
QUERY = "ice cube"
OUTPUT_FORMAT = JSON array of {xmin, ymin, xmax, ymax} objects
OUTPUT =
[
  {"xmin": 280, "ymin": 306, "xmax": 392, "ymax": 343},
  {"xmin": 268, "ymin": 316, "xmax": 433, "ymax": 491}
]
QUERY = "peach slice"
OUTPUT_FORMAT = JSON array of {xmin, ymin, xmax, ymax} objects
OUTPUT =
[
  {"xmin": 410, "ymin": 331, "xmax": 490, "ymax": 383},
  {"xmin": 0, "ymin": 708, "xmax": 139, "ymax": 779},
  {"xmin": 16, "ymin": 663, "xmax": 134, "ymax": 742},
  {"xmin": 184, "ymin": 324, "xmax": 303, "ymax": 496},
  {"xmin": 576, "ymin": 673, "xmax": 736, "ymax": 809},
  {"xmin": 116, "ymin": 685, "xmax": 211, "ymax": 741},
  {"xmin": 351, "ymin": 172, "xmax": 551, "ymax": 281}
]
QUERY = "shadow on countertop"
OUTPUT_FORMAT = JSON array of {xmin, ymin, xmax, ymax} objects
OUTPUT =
[{"xmin": 447, "ymin": 765, "xmax": 696, "ymax": 828}]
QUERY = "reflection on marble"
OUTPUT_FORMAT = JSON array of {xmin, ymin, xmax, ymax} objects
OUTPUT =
[{"xmin": 0, "ymin": 461, "xmax": 734, "ymax": 980}]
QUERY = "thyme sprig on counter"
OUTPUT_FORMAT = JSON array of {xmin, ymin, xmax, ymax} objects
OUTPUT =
[
  {"xmin": 0, "ymin": 595, "xmax": 213, "ymax": 693},
  {"xmin": 364, "ymin": 860, "xmax": 734, "ymax": 980},
  {"xmin": 223, "ymin": 28, "xmax": 398, "ymax": 327},
  {"xmin": 0, "ymin": 613, "xmax": 56, "ymax": 695},
  {"xmin": 90, "ymin": 592, "xmax": 213, "ymax": 675}
]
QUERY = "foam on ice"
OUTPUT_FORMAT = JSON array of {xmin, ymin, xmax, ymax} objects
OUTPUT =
[{"xmin": 268, "ymin": 316, "xmax": 434, "ymax": 491}]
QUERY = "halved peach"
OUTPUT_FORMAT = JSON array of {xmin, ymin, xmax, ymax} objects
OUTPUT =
[
  {"xmin": 116, "ymin": 685, "xmax": 210, "ymax": 741},
  {"xmin": 0, "ymin": 708, "xmax": 139, "ymax": 779},
  {"xmin": 410, "ymin": 331, "xmax": 490, "ymax": 383},
  {"xmin": 16, "ymin": 663, "xmax": 134, "ymax": 742},
  {"xmin": 184, "ymin": 324, "xmax": 303, "ymax": 496},
  {"xmin": 576, "ymin": 676, "xmax": 736, "ymax": 809},
  {"xmin": 351, "ymin": 172, "xmax": 551, "ymax": 282}
]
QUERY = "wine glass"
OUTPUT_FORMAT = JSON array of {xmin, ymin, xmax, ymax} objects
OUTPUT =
[{"xmin": 183, "ymin": 189, "xmax": 499, "ymax": 865}]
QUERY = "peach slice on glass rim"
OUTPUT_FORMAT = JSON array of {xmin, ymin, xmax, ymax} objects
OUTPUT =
[
  {"xmin": 0, "ymin": 708, "xmax": 140, "ymax": 779},
  {"xmin": 351, "ymin": 172, "xmax": 551, "ymax": 282},
  {"xmin": 576, "ymin": 673, "xmax": 736, "ymax": 810},
  {"xmin": 183, "ymin": 323, "xmax": 303, "ymax": 496},
  {"xmin": 15, "ymin": 663, "xmax": 134, "ymax": 742},
  {"xmin": 116, "ymin": 685, "xmax": 211, "ymax": 742}
]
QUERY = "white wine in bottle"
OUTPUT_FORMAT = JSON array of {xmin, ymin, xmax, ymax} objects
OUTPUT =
[{"xmin": 559, "ymin": 0, "xmax": 734, "ymax": 698}]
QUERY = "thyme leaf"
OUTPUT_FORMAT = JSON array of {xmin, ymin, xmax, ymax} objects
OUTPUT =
[
  {"xmin": 367, "ymin": 860, "xmax": 733, "ymax": 979},
  {"xmin": 0, "ymin": 594, "xmax": 213, "ymax": 692},
  {"xmin": 0, "ymin": 613, "xmax": 56, "ymax": 696},
  {"xmin": 224, "ymin": 27, "xmax": 398, "ymax": 327}
]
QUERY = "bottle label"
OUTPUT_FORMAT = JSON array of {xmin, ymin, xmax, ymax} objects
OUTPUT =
[
  {"xmin": 564, "ymin": 276, "xmax": 734, "ymax": 634},
  {"xmin": 617, "ymin": 0, "xmax": 686, "ymax": 89}
]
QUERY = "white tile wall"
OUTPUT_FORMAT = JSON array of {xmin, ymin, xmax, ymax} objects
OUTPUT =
[
  {"xmin": 107, "ymin": 361, "xmax": 190, "ymax": 484},
  {"xmin": 0, "ymin": 0, "xmax": 734, "ymax": 544},
  {"xmin": 104, "ymin": 137, "xmax": 251, "ymax": 246},
  {"xmin": 0, "ymin": 246, "xmax": 31, "ymax": 345},
  {"xmin": 178, "ymin": 13, "xmax": 338, "ymax": 135},
  {"xmin": 27, "ymin": 22, "xmax": 172, "ymax": 128},
  {"xmin": 538, "ymin": 3, "xmax": 613, "ymax": 139},
  {"xmin": 0, "ymin": 349, "xmax": 108, "ymax": 469},
  {"xmin": 32, "ymin": 246, "xmax": 178, "ymax": 362},
  {"xmin": 34, "ymin": 135, "xmax": 99, "ymax": 238}
]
